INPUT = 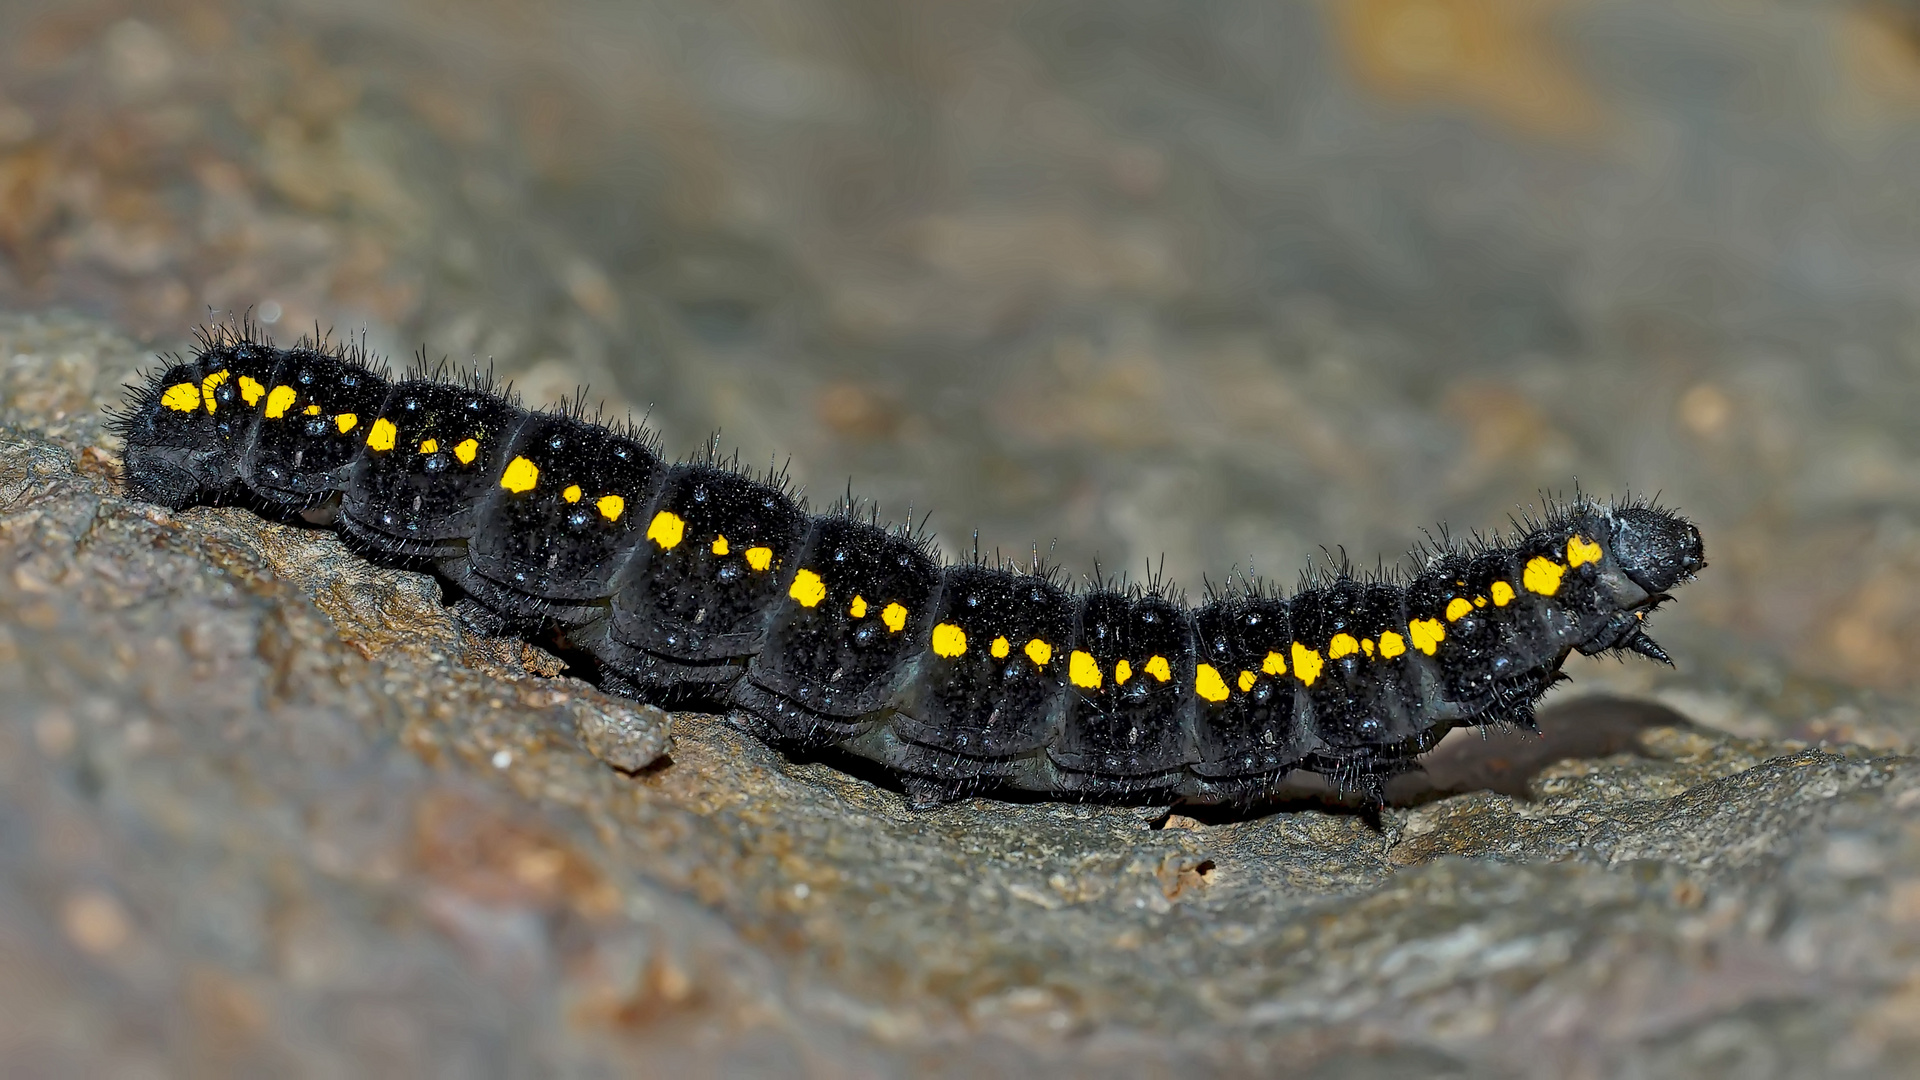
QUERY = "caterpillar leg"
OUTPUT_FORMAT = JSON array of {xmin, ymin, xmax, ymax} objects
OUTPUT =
[
  {"xmin": 726, "ymin": 678, "xmax": 870, "ymax": 751},
  {"xmin": 571, "ymin": 615, "xmax": 748, "ymax": 703}
]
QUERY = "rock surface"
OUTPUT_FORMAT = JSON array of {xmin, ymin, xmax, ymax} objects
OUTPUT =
[
  {"xmin": 8, "ymin": 0, "xmax": 1920, "ymax": 1074},
  {"xmin": 6, "ymin": 315, "xmax": 1920, "ymax": 1077}
]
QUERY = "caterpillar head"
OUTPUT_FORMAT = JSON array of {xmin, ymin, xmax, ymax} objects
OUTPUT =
[
  {"xmin": 1568, "ymin": 504, "xmax": 1704, "ymax": 665},
  {"xmin": 1607, "ymin": 505, "xmax": 1705, "ymax": 594}
]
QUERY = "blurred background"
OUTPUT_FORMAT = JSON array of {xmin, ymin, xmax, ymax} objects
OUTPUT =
[
  {"xmin": 12, "ymin": 3, "xmax": 1920, "ymax": 1075},
  {"xmin": 4, "ymin": 0, "xmax": 1920, "ymax": 720}
]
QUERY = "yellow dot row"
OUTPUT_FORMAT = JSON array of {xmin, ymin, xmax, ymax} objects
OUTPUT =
[
  {"xmin": 167, "ymin": 370, "xmax": 373, "ymax": 447},
  {"xmin": 164, "ymin": 371, "xmax": 1608, "ymax": 695},
  {"xmin": 643, "ymin": 510, "xmax": 776, "ymax": 570},
  {"xmin": 787, "ymin": 568, "xmax": 910, "ymax": 631},
  {"xmin": 493, "ymin": 455, "xmax": 625, "ymax": 525},
  {"xmin": 166, "ymin": 371, "xmax": 622, "ymax": 519},
  {"xmin": 930, "ymin": 620, "xmax": 1058, "ymax": 668},
  {"xmin": 762, "ymin": 531, "xmax": 1605, "ymax": 703},
  {"xmin": 167, "ymin": 370, "xmax": 310, "ymax": 420}
]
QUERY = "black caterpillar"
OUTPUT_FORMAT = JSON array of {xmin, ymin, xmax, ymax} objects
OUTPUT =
[{"xmin": 112, "ymin": 324, "xmax": 1705, "ymax": 808}]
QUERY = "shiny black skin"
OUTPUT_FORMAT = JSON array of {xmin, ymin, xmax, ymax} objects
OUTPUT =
[{"xmin": 115, "ymin": 329, "xmax": 1706, "ymax": 808}]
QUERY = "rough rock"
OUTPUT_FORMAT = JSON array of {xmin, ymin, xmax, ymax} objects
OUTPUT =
[
  {"xmin": 6, "ymin": 312, "xmax": 1920, "ymax": 1077},
  {"xmin": 7, "ymin": 0, "xmax": 1920, "ymax": 1073}
]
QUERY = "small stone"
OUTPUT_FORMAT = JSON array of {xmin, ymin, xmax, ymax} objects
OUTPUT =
[
  {"xmin": 34, "ymin": 710, "xmax": 75, "ymax": 757},
  {"xmin": 62, "ymin": 890, "xmax": 130, "ymax": 955},
  {"xmin": 576, "ymin": 703, "xmax": 670, "ymax": 773}
]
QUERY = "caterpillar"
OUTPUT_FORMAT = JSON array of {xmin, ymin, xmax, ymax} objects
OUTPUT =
[{"xmin": 111, "ymin": 324, "xmax": 1705, "ymax": 808}]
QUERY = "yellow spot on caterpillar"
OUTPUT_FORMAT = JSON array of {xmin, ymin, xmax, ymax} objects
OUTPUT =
[
  {"xmin": 200, "ymin": 370, "xmax": 229, "ymax": 412},
  {"xmin": 501, "ymin": 456, "xmax": 540, "ymax": 494},
  {"xmin": 932, "ymin": 623, "xmax": 967, "ymax": 658},
  {"xmin": 597, "ymin": 494, "xmax": 624, "ymax": 521},
  {"xmin": 882, "ymin": 602, "xmax": 908, "ymax": 632},
  {"xmin": 1195, "ymin": 663, "xmax": 1230, "ymax": 702},
  {"xmin": 453, "ymin": 438, "xmax": 479, "ymax": 465},
  {"xmin": 1237, "ymin": 669, "xmax": 1256, "ymax": 693},
  {"xmin": 418, "ymin": 438, "xmax": 439, "ymax": 454},
  {"xmin": 304, "ymin": 404, "xmax": 320, "ymax": 415},
  {"xmin": 1070, "ymin": 650, "xmax": 1102, "ymax": 689},
  {"xmin": 711, "ymin": 535, "xmax": 728, "ymax": 555},
  {"xmin": 1262, "ymin": 650, "xmax": 1286, "ymax": 676},
  {"xmin": 1473, "ymin": 595, "xmax": 1488, "ymax": 608},
  {"xmin": 1408, "ymin": 618, "xmax": 1445, "ymax": 655},
  {"xmin": 1567, "ymin": 534, "xmax": 1603, "ymax": 568},
  {"xmin": 1445, "ymin": 597, "xmax": 1473, "ymax": 622},
  {"xmin": 366, "ymin": 418, "xmax": 397, "ymax": 451},
  {"xmin": 238, "ymin": 376, "xmax": 265, "ymax": 406},
  {"xmin": 1144, "ymin": 655, "xmax": 1171, "ymax": 682},
  {"xmin": 1490, "ymin": 581, "xmax": 1515, "ymax": 606},
  {"xmin": 562, "ymin": 484, "xmax": 581, "ymax": 502},
  {"xmin": 1115, "ymin": 659, "xmax": 1133, "ymax": 685},
  {"xmin": 1379, "ymin": 630, "xmax": 1408, "ymax": 659},
  {"xmin": 161, "ymin": 383, "xmax": 200, "ymax": 412},
  {"xmin": 263, "ymin": 384, "xmax": 297, "ymax": 419},
  {"xmin": 849, "ymin": 595, "xmax": 868, "ymax": 619},
  {"xmin": 1362, "ymin": 638, "xmax": 1375, "ymax": 657},
  {"xmin": 1291, "ymin": 643, "xmax": 1323, "ymax": 687},
  {"xmin": 991, "ymin": 636, "xmax": 1010, "ymax": 658},
  {"xmin": 645, "ymin": 509, "xmax": 683, "ymax": 548},
  {"xmin": 1523, "ymin": 556, "xmax": 1565, "ymax": 596},
  {"xmin": 1025, "ymin": 639, "xmax": 1053, "ymax": 666},
  {"xmin": 745, "ymin": 547, "xmax": 773, "ymax": 571},
  {"xmin": 335, "ymin": 413, "xmax": 358, "ymax": 434},
  {"xmin": 789, "ymin": 569, "xmax": 827, "ymax": 607},
  {"xmin": 1328, "ymin": 633, "xmax": 1360, "ymax": 660}
]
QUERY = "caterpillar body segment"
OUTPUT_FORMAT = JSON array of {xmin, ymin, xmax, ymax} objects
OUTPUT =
[
  {"xmin": 458, "ymin": 409, "xmax": 664, "ymax": 604},
  {"xmin": 340, "ymin": 376, "xmax": 526, "ymax": 561},
  {"xmin": 114, "ymin": 326, "xmax": 1706, "ymax": 808},
  {"xmin": 605, "ymin": 462, "xmax": 810, "ymax": 661},
  {"xmin": 891, "ymin": 563, "xmax": 1077, "ymax": 762},
  {"xmin": 1189, "ymin": 595, "xmax": 1310, "ymax": 781}
]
